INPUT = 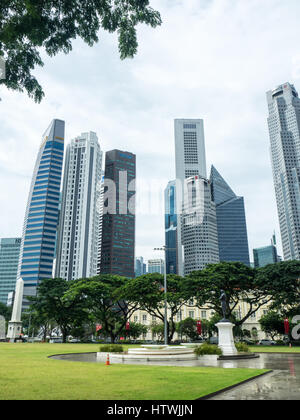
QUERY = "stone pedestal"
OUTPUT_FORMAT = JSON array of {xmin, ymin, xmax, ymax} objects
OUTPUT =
[
  {"xmin": 216, "ymin": 322, "xmax": 237, "ymax": 356},
  {"xmin": 7, "ymin": 321, "xmax": 23, "ymax": 342}
]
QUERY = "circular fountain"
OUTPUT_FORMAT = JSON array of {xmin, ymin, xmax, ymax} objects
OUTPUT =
[{"xmin": 97, "ymin": 344, "xmax": 198, "ymax": 363}]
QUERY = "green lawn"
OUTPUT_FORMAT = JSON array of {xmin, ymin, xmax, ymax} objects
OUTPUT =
[
  {"xmin": 0, "ymin": 343, "xmax": 268, "ymax": 400},
  {"xmin": 250, "ymin": 345, "xmax": 300, "ymax": 353}
]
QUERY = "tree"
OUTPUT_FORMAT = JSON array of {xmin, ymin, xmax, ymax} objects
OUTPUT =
[
  {"xmin": 255, "ymin": 261, "xmax": 300, "ymax": 312},
  {"xmin": 64, "ymin": 274, "xmax": 140, "ymax": 344},
  {"xmin": 259, "ymin": 311, "xmax": 286, "ymax": 340},
  {"xmin": 118, "ymin": 322, "xmax": 148, "ymax": 341},
  {"xmin": 120, "ymin": 273, "xmax": 187, "ymax": 343},
  {"xmin": 182, "ymin": 262, "xmax": 273, "ymax": 327},
  {"xmin": 0, "ymin": 301, "xmax": 11, "ymax": 320},
  {"xmin": 28, "ymin": 277, "xmax": 88, "ymax": 342},
  {"xmin": 0, "ymin": 1, "xmax": 162, "ymax": 102},
  {"xmin": 176, "ymin": 317, "xmax": 198, "ymax": 342}
]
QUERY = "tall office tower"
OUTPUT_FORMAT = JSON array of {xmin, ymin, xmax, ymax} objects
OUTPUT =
[
  {"xmin": 55, "ymin": 132, "xmax": 102, "ymax": 280},
  {"xmin": 253, "ymin": 244, "xmax": 278, "ymax": 268},
  {"xmin": 135, "ymin": 256, "xmax": 147, "ymax": 277},
  {"xmin": 100, "ymin": 150, "xmax": 136, "ymax": 278},
  {"xmin": 18, "ymin": 119, "xmax": 65, "ymax": 304},
  {"xmin": 174, "ymin": 119, "xmax": 207, "ymax": 275},
  {"xmin": 182, "ymin": 176, "xmax": 219, "ymax": 275},
  {"xmin": 164, "ymin": 180, "xmax": 178, "ymax": 274},
  {"xmin": 267, "ymin": 83, "xmax": 300, "ymax": 260},
  {"xmin": 0, "ymin": 238, "xmax": 21, "ymax": 305},
  {"xmin": 148, "ymin": 259, "xmax": 165, "ymax": 274},
  {"xmin": 210, "ymin": 166, "xmax": 250, "ymax": 266}
]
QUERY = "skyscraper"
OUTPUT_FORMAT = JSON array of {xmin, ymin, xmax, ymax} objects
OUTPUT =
[
  {"xmin": 148, "ymin": 259, "xmax": 165, "ymax": 274},
  {"xmin": 18, "ymin": 119, "xmax": 65, "ymax": 303},
  {"xmin": 135, "ymin": 256, "xmax": 147, "ymax": 277},
  {"xmin": 164, "ymin": 180, "xmax": 178, "ymax": 274},
  {"xmin": 182, "ymin": 175, "xmax": 219, "ymax": 275},
  {"xmin": 253, "ymin": 245, "xmax": 278, "ymax": 268},
  {"xmin": 100, "ymin": 150, "xmax": 136, "ymax": 278},
  {"xmin": 210, "ymin": 166, "xmax": 250, "ymax": 266},
  {"xmin": 55, "ymin": 132, "xmax": 102, "ymax": 280},
  {"xmin": 0, "ymin": 238, "xmax": 21, "ymax": 305},
  {"xmin": 267, "ymin": 83, "xmax": 300, "ymax": 260},
  {"xmin": 174, "ymin": 119, "xmax": 207, "ymax": 275}
]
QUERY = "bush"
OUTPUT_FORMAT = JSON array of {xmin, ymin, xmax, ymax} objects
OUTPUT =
[
  {"xmin": 235, "ymin": 342, "xmax": 250, "ymax": 353},
  {"xmin": 194, "ymin": 343, "xmax": 222, "ymax": 356},
  {"xmin": 99, "ymin": 344, "xmax": 124, "ymax": 353}
]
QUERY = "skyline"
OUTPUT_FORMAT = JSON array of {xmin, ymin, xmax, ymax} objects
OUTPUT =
[{"xmin": 1, "ymin": 0, "xmax": 300, "ymax": 262}]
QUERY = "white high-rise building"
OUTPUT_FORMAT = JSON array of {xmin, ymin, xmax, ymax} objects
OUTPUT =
[
  {"xmin": 182, "ymin": 176, "xmax": 219, "ymax": 275},
  {"xmin": 267, "ymin": 83, "xmax": 300, "ymax": 260},
  {"xmin": 174, "ymin": 119, "xmax": 209, "ymax": 275},
  {"xmin": 56, "ymin": 132, "xmax": 103, "ymax": 280},
  {"xmin": 148, "ymin": 259, "xmax": 165, "ymax": 275}
]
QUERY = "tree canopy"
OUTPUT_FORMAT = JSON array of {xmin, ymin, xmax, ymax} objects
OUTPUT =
[{"xmin": 0, "ymin": 0, "xmax": 162, "ymax": 101}]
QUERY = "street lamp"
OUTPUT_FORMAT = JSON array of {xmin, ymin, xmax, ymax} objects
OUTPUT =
[
  {"xmin": 153, "ymin": 246, "xmax": 168, "ymax": 345},
  {"xmin": 153, "ymin": 246, "xmax": 177, "ymax": 346}
]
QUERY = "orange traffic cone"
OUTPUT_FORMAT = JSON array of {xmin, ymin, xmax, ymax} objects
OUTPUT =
[{"xmin": 105, "ymin": 353, "xmax": 110, "ymax": 365}]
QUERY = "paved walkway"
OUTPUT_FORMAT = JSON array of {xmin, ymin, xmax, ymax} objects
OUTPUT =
[{"xmin": 206, "ymin": 353, "xmax": 300, "ymax": 400}]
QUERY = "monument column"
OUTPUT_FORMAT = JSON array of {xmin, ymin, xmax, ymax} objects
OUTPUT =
[{"xmin": 7, "ymin": 278, "xmax": 24, "ymax": 342}]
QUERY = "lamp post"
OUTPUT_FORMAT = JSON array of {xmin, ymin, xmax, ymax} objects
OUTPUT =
[{"xmin": 154, "ymin": 246, "xmax": 168, "ymax": 345}]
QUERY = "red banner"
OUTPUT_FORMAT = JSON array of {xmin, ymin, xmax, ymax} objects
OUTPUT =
[
  {"xmin": 284, "ymin": 318, "xmax": 289, "ymax": 335},
  {"xmin": 126, "ymin": 322, "xmax": 130, "ymax": 331},
  {"xmin": 96, "ymin": 324, "xmax": 102, "ymax": 332},
  {"xmin": 197, "ymin": 320, "xmax": 202, "ymax": 335}
]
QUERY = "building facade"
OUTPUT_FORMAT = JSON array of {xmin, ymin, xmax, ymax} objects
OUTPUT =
[
  {"xmin": 182, "ymin": 175, "xmax": 219, "ymax": 275},
  {"xmin": 267, "ymin": 82, "xmax": 300, "ymax": 260},
  {"xmin": 0, "ymin": 238, "xmax": 21, "ymax": 305},
  {"xmin": 253, "ymin": 244, "xmax": 278, "ymax": 268},
  {"xmin": 164, "ymin": 180, "xmax": 178, "ymax": 274},
  {"xmin": 135, "ymin": 256, "xmax": 147, "ymax": 277},
  {"xmin": 210, "ymin": 165, "xmax": 250, "ymax": 266},
  {"xmin": 174, "ymin": 119, "xmax": 207, "ymax": 275},
  {"xmin": 55, "ymin": 132, "xmax": 102, "ymax": 280},
  {"xmin": 17, "ymin": 119, "xmax": 65, "ymax": 304},
  {"xmin": 148, "ymin": 259, "xmax": 165, "ymax": 274},
  {"xmin": 100, "ymin": 150, "xmax": 136, "ymax": 278}
]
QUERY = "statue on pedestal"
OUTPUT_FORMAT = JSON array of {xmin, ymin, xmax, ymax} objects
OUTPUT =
[{"xmin": 219, "ymin": 289, "xmax": 230, "ymax": 322}]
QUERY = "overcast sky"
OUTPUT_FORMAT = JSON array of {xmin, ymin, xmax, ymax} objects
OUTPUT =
[{"xmin": 1, "ymin": 0, "xmax": 300, "ymax": 263}]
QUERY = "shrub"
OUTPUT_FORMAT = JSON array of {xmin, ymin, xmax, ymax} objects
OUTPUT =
[
  {"xmin": 194, "ymin": 343, "xmax": 222, "ymax": 356},
  {"xmin": 235, "ymin": 342, "xmax": 250, "ymax": 353},
  {"xmin": 99, "ymin": 344, "xmax": 124, "ymax": 353}
]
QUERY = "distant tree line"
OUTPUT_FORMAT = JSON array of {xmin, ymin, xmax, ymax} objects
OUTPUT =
[{"xmin": 2, "ymin": 261, "xmax": 298, "ymax": 343}]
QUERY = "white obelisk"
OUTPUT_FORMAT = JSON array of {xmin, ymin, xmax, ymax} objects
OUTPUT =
[{"xmin": 7, "ymin": 278, "xmax": 24, "ymax": 342}]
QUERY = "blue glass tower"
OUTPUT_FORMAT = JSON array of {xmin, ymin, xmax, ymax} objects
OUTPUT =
[
  {"xmin": 17, "ymin": 119, "xmax": 65, "ymax": 304},
  {"xmin": 165, "ymin": 180, "xmax": 178, "ymax": 274},
  {"xmin": 210, "ymin": 166, "xmax": 250, "ymax": 266}
]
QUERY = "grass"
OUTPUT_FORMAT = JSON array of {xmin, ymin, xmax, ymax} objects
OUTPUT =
[
  {"xmin": 0, "ymin": 343, "xmax": 268, "ymax": 400},
  {"xmin": 249, "ymin": 345, "xmax": 300, "ymax": 353}
]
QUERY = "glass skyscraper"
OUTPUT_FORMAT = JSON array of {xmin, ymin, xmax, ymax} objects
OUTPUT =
[
  {"xmin": 164, "ymin": 180, "xmax": 178, "ymax": 274},
  {"xmin": 0, "ymin": 238, "xmax": 21, "ymax": 305},
  {"xmin": 100, "ymin": 150, "xmax": 136, "ymax": 278},
  {"xmin": 267, "ymin": 83, "xmax": 300, "ymax": 260},
  {"xmin": 210, "ymin": 165, "xmax": 250, "ymax": 266},
  {"xmin": 253, "ymin": 245, "xmax": 278, "ymax": 268},
  {"xmin": 17, "ymin": 119, "xmax": 65, "ymax": 303}
]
